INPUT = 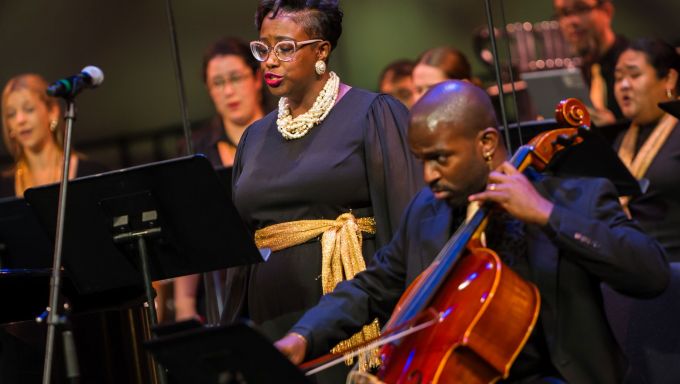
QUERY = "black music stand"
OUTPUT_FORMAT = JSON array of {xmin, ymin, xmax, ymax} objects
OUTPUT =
[
  {"xmin": 501, "ymin": 122, "xmax": 641, "ymax": 196},
  {"xmin": 0, "ymin": 198, "xmax": 54, "ymax": 324},
  {"xmin": 660, "ymin": 99, "xmax": 680, "ymax": 119},
  {"xmin": 547, "ymin": 127, "xmax": 641, "ymax": 196},
  {"xmin": 214, "ymin": 166, "xmax": 233, "ymax": 196},
  {"xmin": 144, "ymin": 322, "xmax": 310, "ymax": 384},
  {"xmin": 0, "ymin": 197, "xmax": 53, "ymax": 269},
  {"xmin": 23, "ymin": 155, "xmax": 263, "ymax": 323},
  {"xmin": 0, "ymin": 196, "xmax": 149, "ymax": 320}
]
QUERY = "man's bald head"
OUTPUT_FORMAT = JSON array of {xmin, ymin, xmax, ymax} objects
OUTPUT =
[
  {"xmin": 409, "ymin": 80, "xmax": 498, "ymax": 139},
  {"xmin": 407, "ymin": 81, "xmax": 507, "ymax": 206}
]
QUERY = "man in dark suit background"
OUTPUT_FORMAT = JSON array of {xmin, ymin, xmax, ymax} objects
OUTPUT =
[{"xmin": 275, "ymin": 80, "xmax": 669, "ymax": 383}]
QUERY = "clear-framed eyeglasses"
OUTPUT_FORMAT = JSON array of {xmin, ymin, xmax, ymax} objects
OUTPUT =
[{"xmin": 250, "ymin": 39, "xmax": 323, "ymax": 62}]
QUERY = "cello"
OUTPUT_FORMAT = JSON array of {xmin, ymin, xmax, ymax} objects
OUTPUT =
[{"xmin": 301, "ymin": 98, "xmax": 591, "ymax": 383}]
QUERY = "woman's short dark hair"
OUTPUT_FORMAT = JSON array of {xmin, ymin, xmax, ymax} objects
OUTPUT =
[
  {"xmin": 627, "ymin": 38, "xmax": 680, "ymax": 92},
  {"xmin": 202, "ymin": 37, "xmax": 260, "ymax": 83},
  {"xmin": 417, "ymin": 46, "xmax": 472, "ymax": 81},
  {"xmin": 255, "ymin": 0, "xmax": 343, "ymax": 53}
]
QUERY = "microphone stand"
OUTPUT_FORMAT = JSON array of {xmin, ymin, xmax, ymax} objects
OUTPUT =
[
  {"xmin": 42, "ymin": 99, "xmax": 80, "ymax": 384},
  {"xmin": 484, "ymin": 0, "xmax": 514, "ymax": 153},
  {"xmin": 163, "ymin": 0, "xmax": 222, "ymax": 326}
]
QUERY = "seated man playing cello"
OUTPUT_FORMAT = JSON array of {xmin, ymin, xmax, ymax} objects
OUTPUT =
[{"xmin": 274, "ymin": 80, "xmax": 669, "ymax": 383}]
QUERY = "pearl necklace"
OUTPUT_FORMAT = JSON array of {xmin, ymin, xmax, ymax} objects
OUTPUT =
[{"xmin": 277, "ymin": 71, "xmax": 340, "ymax": 140}]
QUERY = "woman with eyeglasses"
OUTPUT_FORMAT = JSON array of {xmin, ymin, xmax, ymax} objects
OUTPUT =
[
  {"xmin": 172, "ymin": 37, "xmax": 268, "ymax": 323},
  {"xmin": 225, "ymin": 0, "xmax": 421, "ymax": 380},
  {"xmin": 0, "ymin": 74, "xmax": 107, "ymax": 198},
  {"xmin": 191, "ymin": 36, "xmax": 268, "ymax": 168}
]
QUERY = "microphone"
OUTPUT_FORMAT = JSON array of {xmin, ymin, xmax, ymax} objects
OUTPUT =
[{"xmin": 47, "ymin": 66, "xmax": 104, "ymax": 98}]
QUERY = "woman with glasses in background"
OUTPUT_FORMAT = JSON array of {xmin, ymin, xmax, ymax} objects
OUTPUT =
[
  {"xmin": 173, "ymin": 37, "xmax": 268, "ymax": 322},
  {"xmin": 225, "ymin": 0, "xmax": 421, "ymax": 381},
  {"xmin": 190, "ymin": 36, "xmax": 267, "ymax": 168}
]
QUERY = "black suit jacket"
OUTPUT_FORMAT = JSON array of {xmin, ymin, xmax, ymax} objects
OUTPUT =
[{"xmin": 292, "ymin": 176, "xmax": 669, "ymax": 383}]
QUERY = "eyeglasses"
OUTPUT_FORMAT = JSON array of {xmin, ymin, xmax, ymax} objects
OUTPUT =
[
  {"xmin": 553, "ymin": 2, "xmax": 601, "ymax": 19},
  {"xmin": 250, "ymin": 39, "xmax": 323, "ymax": 62},
  {"xmin": 209, "ymin": 72, "xmax": 252, "ymax": 90}
]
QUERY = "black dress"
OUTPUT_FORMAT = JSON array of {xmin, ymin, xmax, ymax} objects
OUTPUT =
[
  {"xmin": 230, "ymin": 88, "xmax": 423, "ymax": 341},
  {"xmin": 188, "ymin": 116, "xmax": 235, "ymax": 167}
]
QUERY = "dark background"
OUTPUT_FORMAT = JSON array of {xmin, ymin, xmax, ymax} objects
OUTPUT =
[{"xmin": 1, "ymin": 0, "xmax": 678, "ymax": 169}]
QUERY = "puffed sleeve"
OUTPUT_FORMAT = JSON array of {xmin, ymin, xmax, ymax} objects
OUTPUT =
[{"xmin": 364, "ymin": 94, "xmax": 423, "ymax": 247}]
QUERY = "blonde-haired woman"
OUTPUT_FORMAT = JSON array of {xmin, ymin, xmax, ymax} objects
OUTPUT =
[{"xmin": 1, "ymin": 74, "xmax": 105, "ymax": 198}]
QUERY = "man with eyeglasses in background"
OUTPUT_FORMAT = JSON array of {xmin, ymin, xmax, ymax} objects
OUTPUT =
[{"xmin": 554, "ymin": 0, "xmax": 628, "ymax": 127}]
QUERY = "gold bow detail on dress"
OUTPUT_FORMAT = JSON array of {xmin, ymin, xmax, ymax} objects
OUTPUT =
[{"xmin": 255, "ymin": 212, "xmax": 382, "ymax": 370}]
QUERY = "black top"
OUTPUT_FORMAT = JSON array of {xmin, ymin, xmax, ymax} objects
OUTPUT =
[
  {"xmin": 231, "ymin": 88, "xmax": 423, "ymax": 341},
  {"xmin": 188, "ymin": 116, "xmax": 235, "ymax": 168},
  {"xmin": 614, "ymin": 118, "xmax": 680, "ymax": 262},
  {"xmin": 0, "ymin": 157, "xmax": 108, "ymax": 198},
  {"xmin": 581, "ymin": 35, "xmax": 629, "ymax": 122}
]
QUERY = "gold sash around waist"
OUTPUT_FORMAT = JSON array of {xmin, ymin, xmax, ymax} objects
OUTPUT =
[{"xmin": 255, "ymin": 212, "xmax": 381, "ymax": 370}]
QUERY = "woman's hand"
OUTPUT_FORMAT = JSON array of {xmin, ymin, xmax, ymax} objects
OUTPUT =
[
  {"xmin": 274, "ymin": 333, "xmax": 308, "ymax": 365},
  {"xmin": 468, "ymin": 162, "xmax": 554, "ymax": 226}
]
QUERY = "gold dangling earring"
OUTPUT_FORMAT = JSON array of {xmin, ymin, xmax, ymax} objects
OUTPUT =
[
  {"xmin": 49, "ymin": 120, "xmax": 58, "ymax": 132},
  {"xmin": 483, "ymin": 151, "xmax": 494, "ymax": 169},
  {"xmin": 315, "ymin": 60, "xmax": 326, "ymax": 75},
  {"xmin": 667, "ymin": 88, "xmax": 674, "ymax": 99}
]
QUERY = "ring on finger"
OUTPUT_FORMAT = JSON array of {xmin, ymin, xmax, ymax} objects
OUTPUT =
[{"xmin": 488, "ymin": 183, "xmax": 497, "ymax": 191}]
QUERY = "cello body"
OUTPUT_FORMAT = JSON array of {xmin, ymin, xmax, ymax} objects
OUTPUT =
[{"xmin": 378, "ymin": 247, "xmax": 540, "ymax": 384}]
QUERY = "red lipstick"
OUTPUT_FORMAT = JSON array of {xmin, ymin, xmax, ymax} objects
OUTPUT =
[{"xmin": 265, "ymin": 72, "xmax": 283, "ymax": 87}]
